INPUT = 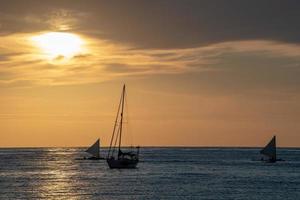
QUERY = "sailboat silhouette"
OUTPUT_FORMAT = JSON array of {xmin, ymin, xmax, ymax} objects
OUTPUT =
[
  {"xmin": 106, "ymin": 84, "xmax": 140, "ymax": 169},
  {"xmin": 260, "ymin": 135, "xmax": 284, "ymax": 163},
  {"xmin": 85, "ymin": 138, "xmax": 104, "ymax": 160}
]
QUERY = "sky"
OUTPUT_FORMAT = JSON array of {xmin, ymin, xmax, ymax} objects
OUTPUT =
[{"xmin": 0, "ymin": 0, "xmax": 300, "ymax": 147}]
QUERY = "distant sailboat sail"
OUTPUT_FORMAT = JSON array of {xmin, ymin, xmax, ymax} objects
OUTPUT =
[
  {"xmin": 86, "ymin": 139, "xmax": 100, "ymax": 159},
  {"xmin": 260, "ymin": 136, "xmax": 276, "ymax": 162}
]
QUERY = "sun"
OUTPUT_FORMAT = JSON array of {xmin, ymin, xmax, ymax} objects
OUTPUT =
[{"xmin": 31, "ymin": 32, "xmax": 85, "ymax": 60}]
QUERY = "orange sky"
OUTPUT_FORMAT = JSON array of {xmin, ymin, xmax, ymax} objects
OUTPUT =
[
  {"xmin": 1, "ymin": 79, "xmax": 299, "ymax": 147},
  {"xmin": 1, "ymin": 1, "xmax": 300, "ymax": 147}
]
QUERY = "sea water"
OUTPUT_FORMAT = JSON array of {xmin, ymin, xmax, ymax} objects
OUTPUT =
[{"xmin": 0, "ymin": 147, "xmax": 299, "ymax": 199}]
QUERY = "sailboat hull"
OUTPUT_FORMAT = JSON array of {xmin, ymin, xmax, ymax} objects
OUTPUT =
[
  {"xmin": 106, "ymin": 158, "xmax": 138, "ymax": 169},
  {"xmin": 260, "ymin": 158, "xmax": 284, "ymax": 163},
  {"xmin": 85, "ymin": 156, "xmax": 105, "ymax": 160}
]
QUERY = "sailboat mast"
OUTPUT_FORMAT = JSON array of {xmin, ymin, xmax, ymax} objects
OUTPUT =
[
  {"xmin": 107, "ymin": 88, "xmax": 123, "ymax": 158},
  {"xmin": 118, "ymin": 84, "xmax": 126, "ymax": 154},
  {"xmin": 274, "ymin": 136, "xmax": 277, "ymax": 160},
  {"xmin": 96, "ymin": 139, "xmax": 100, "ymax": 158}
]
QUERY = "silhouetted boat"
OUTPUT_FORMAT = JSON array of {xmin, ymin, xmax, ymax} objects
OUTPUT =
[
  {"xmin": 260, "ymin": 135, "xmax": 283, "ymax": 163},
  {"xmin": 85, "ymin": 138, "xmax": 104, "ymax": 160},
  {"xmin": 106, "ymin": 84, "xmax": 140, "ymax": 169}
]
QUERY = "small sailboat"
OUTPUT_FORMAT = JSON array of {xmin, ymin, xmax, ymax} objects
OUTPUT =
[
  {"xmin": 260, "ymin": 135, "xmax": 283, "ymax": 163},
  {"xmin": 85, "ymin": 138, "xmax": 103, "ymax": 160},
  {"xmin": 106, "ymin": 84, "xmax": 140, "ymax": 169}
]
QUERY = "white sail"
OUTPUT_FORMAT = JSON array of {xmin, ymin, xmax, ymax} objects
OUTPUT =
[
  {"xmin": 86, "ymin": 139, "xmax": 100, "ymax": 158},
  {"xmin": 260, "ymin": 136, "xmax": 276, "ymax": 160}
]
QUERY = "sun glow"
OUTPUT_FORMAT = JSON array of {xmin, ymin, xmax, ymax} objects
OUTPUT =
[{"xmin": 31, "ymin": 32, "xmax": 85, "ymax": 60}]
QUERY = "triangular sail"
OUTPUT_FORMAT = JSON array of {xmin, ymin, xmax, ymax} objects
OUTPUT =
[
  {"xmin": 86, "ymin": 139, "xmax": 100, "ymax": 158},
  {"xmin": 260, "ymin": 136, "xmax": 276, "ymax": 160}
]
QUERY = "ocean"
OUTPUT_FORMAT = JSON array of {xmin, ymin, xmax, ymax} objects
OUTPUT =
[{"xmin": 0, "ymin": 147, "xmax": 299, "ymax": 199}]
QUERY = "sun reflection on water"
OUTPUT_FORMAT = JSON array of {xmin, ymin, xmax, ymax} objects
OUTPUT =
[{"xmin": 34, "ymin": 149, "xmax": 80, "ymax": 199}]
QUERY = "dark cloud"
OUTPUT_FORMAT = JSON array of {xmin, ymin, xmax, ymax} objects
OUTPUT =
[
  {"xmin": 1, "ymin": 0, "xmax": 300, "ymax": 48},
  {"xmin": 151, "ymin": 52, "xmax": 300, "ymax": 96},
  {"xmin": 0, "ymin": 54, "xmax": 10, "ymax": 61},
  {"xmin": 0, "ymin": 52, "xmax": 25, "ymax": 61},
  {"xmin": 0, "ymin": 79, "xmax": 37, "ymax": 88},
  {"xmin": 0, "ymin": 71, "xmax": 16, "ymax": 80},
  {"xmin": 105, "ymin": 63, "xmax": 145, "ymax": 73},
  {"xmin": 104, "ymin": 63, "xmax": 170, "ymax": 74}
]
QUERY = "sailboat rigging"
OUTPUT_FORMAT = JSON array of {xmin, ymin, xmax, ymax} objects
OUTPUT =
[{"xmin": 107, "ymin": 84, "xmax": 140, "ymax": 169}]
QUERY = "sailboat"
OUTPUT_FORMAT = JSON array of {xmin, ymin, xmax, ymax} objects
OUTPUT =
[
  {"xmin": 106, "ymin": 84, "xmax": 140, "ymax": 169},
  {"xmin": 260, "ymin": 135, "xmax": 283, "ymax": 163},
  {"xmin": 85, "ymin": 138, "xmax": 104, "ymax": 160}
]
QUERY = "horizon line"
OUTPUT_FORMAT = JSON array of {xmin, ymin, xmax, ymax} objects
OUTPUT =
[{"xmin": 0, "ymin": 145, "xmax": 299, "ymax": 149}]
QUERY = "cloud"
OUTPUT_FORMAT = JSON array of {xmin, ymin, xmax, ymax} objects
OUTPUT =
[
  {"xmin": 1, "ymin": 28, "xmax": 300, "ymax": 89},
  {"xmin": 0, "ymin": 1, "xmax": 300, "ymax": 49},
  {"xmin": 0, "ymin": 4, "xmax": 86, "ymax": 36}
]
